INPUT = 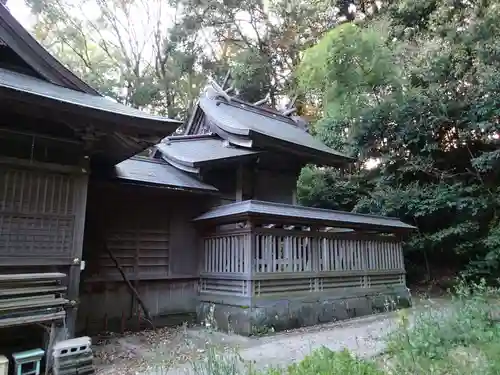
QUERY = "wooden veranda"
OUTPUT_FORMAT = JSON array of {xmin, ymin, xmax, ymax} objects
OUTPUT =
[{"xmin": 195, "ymin": 200, "xmax": 413, "ymax": 334}]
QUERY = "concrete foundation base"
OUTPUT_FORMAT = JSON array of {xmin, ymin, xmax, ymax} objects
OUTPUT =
[{"xmin": 197, "ymin": 288, "xmax": 411, "ymax": 336}]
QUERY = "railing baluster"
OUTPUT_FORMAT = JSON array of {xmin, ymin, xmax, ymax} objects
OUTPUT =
[{"xmin": 199, "ymin": 226, "xmax": 406, "ymax": 299}]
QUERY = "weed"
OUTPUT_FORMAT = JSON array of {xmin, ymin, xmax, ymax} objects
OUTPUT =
[
  {"xmin": 267, "ymin": 347, "xmax": 385, "ymax": 375},
  {"xmin": 151, "ymin": 279, "xmax": 500, "ymax": 375},
  {"xmin": 385, "ymin": 278, "xmax": 500, "ymax": 374}
]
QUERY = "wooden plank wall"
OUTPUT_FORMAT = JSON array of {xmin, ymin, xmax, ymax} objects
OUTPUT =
[
  {"xmin": 0, "ymin": 163, "xmax": 88, "ymax": 336},
  {"xmin": 253, "ymin": 169, "xmax": 298, "ymax": 204},
  {"xmin": 78, "ymin": 183, "xmax": 205, "ymax": 332}
]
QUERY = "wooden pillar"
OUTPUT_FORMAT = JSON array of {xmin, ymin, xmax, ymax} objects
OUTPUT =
[
  {"xmin": 245, "ymin": 220, "xmax": 255, "ymax": 300},
  {"xmin": 67, "ymin": 172, "xmax": 89, "ymax": 338},
  {"xmin": 236, "ymin": 164, "xmax": 254, "ymax": 201}
]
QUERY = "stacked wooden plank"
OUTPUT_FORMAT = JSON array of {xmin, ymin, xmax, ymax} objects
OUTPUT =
[{"xmin": 0, "ymin": 273, "xmax": 68, "ymax": 328}]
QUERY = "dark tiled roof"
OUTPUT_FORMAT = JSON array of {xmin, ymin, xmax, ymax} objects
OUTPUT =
[
  {"xmin": 194, "ymin": 200, "xmax": 416, "ymax": 232},
  {"xmin": 198, "ymin": 91, "xmax": 354, "ymax": 166},
  {"xmin": 156, "ymin": 135, "xmax": 260, "ymax": 171},
  {"xmin": 115, "ymin": 157, "xmax": 218, "ymax": 193},
  {"xmin": 0, "ymin": 68, "xmax": 181, "ymax": 128}
]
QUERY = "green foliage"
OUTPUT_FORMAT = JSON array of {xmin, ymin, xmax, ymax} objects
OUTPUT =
[
  {"xmin": 297, "ymin": 0, "xmax": 500, "ymax": 278},
  {"xmin": 192, "ymin": 346, "xmax": 251, "ymax": 375},
  {"xmin": 297, "ymin": 166, "xmax": 369, "ymax": 211},
  {"xmin": 385, "ymin": 280, "xmax": 500, "ymax": 375},
  {"xmin": 298, "ymin": 21, "xmax": 399, "ymax": 152},
  {"xmin": 25, "ymin": 0, "xmax": 380, "ymax": 118},
  {"xmin": 230, "ymin": 48, "xmax": 273, "ymax": 103},
  {"xmin": 268, "ymin": 348, "xmax": 385, "ymax": 375},
  {"xmin": 190, "ymin": 345, "xmax": 384, "ymax": 375}
]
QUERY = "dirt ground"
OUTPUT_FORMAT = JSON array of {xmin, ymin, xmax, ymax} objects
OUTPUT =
[{"xmin": 94, "ymin": 298, "xmax": 451, "ymax": 375}]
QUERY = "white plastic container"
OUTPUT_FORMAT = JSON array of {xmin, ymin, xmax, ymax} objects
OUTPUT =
[{"xmin": 0, "ymin": 355, "xmax": 8, "ymax": 375}]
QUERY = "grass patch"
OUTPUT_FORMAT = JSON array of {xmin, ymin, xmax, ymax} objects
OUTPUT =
[
  {"xmin": 154, "ymin": 279, "xmax": 500, "ymax": 374},
  {"xmin": 383, "ymin": 278, "xmax": 500, "ymax": 375},
  {"xmin": 189, "ymin": 346, "xmax": 384, "ymax": 375},
  {"xmin": 266, "ymin": 348, "xmax": 385, "ymax": 375}
]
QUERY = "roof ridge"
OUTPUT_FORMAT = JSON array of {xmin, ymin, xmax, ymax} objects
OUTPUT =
[
  {"xmin": 216, "ymin": 98, "xmax": 298, "ymax": 127},
  {"xmin": 166, "ymin": 134, "xmax": 218, "ymax": 142},
  {"xmin": 194, "ymin": 199, "xmax": 416, "ymax": 231},
  {"xmin": 129, "ymin": 155, "xmax": 165, "ymax": 164},
  {"xmin": 247, "ymin": 200, "xmax": 406, "ymax": 222}
]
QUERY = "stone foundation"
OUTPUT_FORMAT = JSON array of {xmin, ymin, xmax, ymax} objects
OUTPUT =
[{"xmin": 197, "ymin": 287, "xmax": 411, "ymax": 336}]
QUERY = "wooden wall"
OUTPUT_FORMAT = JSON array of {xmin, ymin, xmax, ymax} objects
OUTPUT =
[
  {"xmin": 202, "ymin": 164, "xmax": 300, "ymax": 206},
  {"xmin": 0, "ymin": 161, "xmax": 88, "ymax": 336},
  {"xmin": 78, "ymin": 181, "xmax": 207, "ymax": 333},
  {"xmin": 0, "ymin": 164, "xmax": 87, "ymax": 266},
  {"xmin": 253, "ymin": 169, "xmax": 298, "ymax": 204}
]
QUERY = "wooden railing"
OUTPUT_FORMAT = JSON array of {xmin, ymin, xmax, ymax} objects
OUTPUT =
[
  {"xmin": 199, "ymin": 227, "xmax": 406, "ymax": 301},
  {"xmin": 253, "ymin": 228, "xmax": 404, "ymax": 273},
  {"xmin": 202, "ymin": 229, "xmax": 250, "ymax": 274}
]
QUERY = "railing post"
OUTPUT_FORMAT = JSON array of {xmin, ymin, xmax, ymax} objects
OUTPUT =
[
  {"xmin": 362, "ymin": 240, "xmax": 369, "ymax": 289},
  {"xmin": 246, "ymin": 221, "xmax": 255, "ymax": 297},
  {"xmin": 311, "ymin": 227, "xmax": 320, "ymax": 292}
]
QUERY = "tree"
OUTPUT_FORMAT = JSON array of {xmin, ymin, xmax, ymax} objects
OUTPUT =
[
  {"xmin": 25, "ymin": 0, "xmax": 378, "ymax": 118},
  {"xmin": 26, "ymin": 0, "xmax": 206, "ymax": 119},
  {"xmin": 297, "ymin": 0, "xmax": 500, "ymax": 280}
]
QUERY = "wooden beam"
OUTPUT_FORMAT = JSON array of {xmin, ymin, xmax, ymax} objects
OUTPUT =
[
  {"xmin": 0, "ymin": 311, "xmax": 66, "ymax": 328},
  {"xmin": 104, "ymin": 244, "xmax": 154, "ymax": 325},
  {"xmin": 84, "ymin": 274, "xmax": 198, "ymax": 283},
  {"xmin": 0, "ymin": 273, "xmax": 66, "ymax": 281},
  {"xmin": 0, "ymin": 127, "xmax": 83, "ymax": 145},
  {"xmin": 0, "ymin": 156, "xmax": 87, "ymax": 174}
]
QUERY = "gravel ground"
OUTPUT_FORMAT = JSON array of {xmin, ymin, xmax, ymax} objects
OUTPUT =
[{"xmin": 95, "ymin": 298, "xmax": 451, "ymax": 375}]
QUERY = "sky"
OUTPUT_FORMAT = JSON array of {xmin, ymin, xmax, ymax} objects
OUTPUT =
[{"xmin": 7, "ymin": 1, "xmax": 33, "ymax": 28}]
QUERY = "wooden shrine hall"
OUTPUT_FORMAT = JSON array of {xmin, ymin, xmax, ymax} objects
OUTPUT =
[{"xmin": 0, "ymin": 1, "xmax": 414, "ymax": 361}]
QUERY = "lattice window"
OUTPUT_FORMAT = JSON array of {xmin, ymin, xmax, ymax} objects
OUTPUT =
[
  {"xmin": 0, "ymin": 168, "xmax": 76, "ymax": 258},
  {"xmin": 100, "ymin": 202, "xmax": 170, "ymax": 279}
]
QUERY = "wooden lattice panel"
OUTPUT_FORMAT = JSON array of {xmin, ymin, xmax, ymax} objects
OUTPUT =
[
  {"xmin": 99, "ymin": 198, "xmax": 170, "ymax": 280},
  {"xmin": 254, "ymin": 234, "xmax": 313, "ymax": 272},
  {"xmin": 368, "ymin": 241, "xmax": 403, "ymax": 270},
  {"xmin": 254, "ymin": 277, "xmax": 314, "ymax": 296},
  {"xmin": 318, "ymin": 238, "xmax": 403, "ymax": 272},
  {"xmin": 368, "ymin": 273, "xmax": 404, "ymax": 288},
  {"xmin": 104, "ymin": 229, "xmax": 170, "ymax": 277},
  {"xmin": 319, "ymin": 276, "xmax": 364, "ymax": 291},
  {"xmin": 200, "ymin": 278, "xmax": 247, "ymax": 296},
  {"xmin": 0, "ymin": 167, "xmax": 76, "ymax": 258},
  {"xmin": 203, "ymin": 233, "xmax": 247, "ymax": 273}
]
